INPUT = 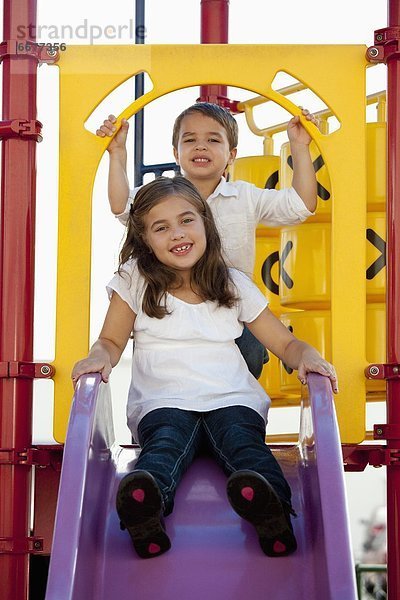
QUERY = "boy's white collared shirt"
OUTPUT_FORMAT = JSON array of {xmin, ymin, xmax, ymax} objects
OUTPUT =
[{"xmin": 116, "ymin": 177, "xmax": 313, "ymax": 277}]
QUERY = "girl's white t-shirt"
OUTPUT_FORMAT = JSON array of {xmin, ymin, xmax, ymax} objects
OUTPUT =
[{"xmin": 107, "ymin": 260, "xmax": 271, "ymax": 440}]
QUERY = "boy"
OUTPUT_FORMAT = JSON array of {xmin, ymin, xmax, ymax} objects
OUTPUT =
[{"xmin": 96, "ymin": 103, "xmax": 318, "ymax": 378}]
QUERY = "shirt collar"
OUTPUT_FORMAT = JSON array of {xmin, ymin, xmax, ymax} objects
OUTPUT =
[{"xmin": 208, "ymin": 176, "xmax": 239, "ymax": 200}]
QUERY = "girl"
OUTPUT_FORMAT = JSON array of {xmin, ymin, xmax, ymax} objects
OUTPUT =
[{"xmin": 72, "ymin": 176, "xmax": 338, "ymax": 560}]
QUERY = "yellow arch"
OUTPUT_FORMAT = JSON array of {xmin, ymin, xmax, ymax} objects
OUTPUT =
[{"xmin": 53, "ymin": 44, "xmax": 368, "ymax": 442}]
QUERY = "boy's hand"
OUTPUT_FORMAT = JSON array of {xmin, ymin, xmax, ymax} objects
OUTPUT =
[
  {"xmin": 71, "ymin": 356, "xmax": 112, "ymax": 387},
  {"xmin": 287, "ymin": 108, "xmax": 319, "ymax": 146},
  {"xmin": 297, "ymin": 348, "xmax": 338, "ymax": 394},
  {"xmin": 96, "ymin": 114, "xmax": 129, "ymax": 154}
]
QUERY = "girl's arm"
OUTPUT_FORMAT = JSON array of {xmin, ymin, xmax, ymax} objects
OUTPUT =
[
  {"xmin": 246, "ymin": 306, "xmax": 338, "ymax": 393},
  {"xmin": 72, "ymin": 292, "xmax": 136, "ymax": 385}
]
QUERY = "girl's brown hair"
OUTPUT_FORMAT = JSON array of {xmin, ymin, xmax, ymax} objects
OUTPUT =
[{"xmin": 119, "ymin": 176, "xmax": 238, "ymax": 318}]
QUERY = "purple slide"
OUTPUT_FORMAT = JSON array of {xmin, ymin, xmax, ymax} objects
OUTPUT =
[{"xmin": 46, "ymin": 373, "xmax": 357, "ymax": 600}]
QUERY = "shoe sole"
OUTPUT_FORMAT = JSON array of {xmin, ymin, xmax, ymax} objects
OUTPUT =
[
  {"xmin": 227, "ymin": 470, "xmax": 297, "ymax": 557},
  {"xmin": 116, "ymin": 470, "xmax": 171, "ymax": 559}
]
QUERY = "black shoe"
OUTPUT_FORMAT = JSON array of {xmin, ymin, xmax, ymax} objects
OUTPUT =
[
  {"xmin": 227, "ymin": 470, "xmax": 297, "ymax": 557},
  {"xmin": 116, "ymin": 470, "xmax": 171, "ymax": 559}
]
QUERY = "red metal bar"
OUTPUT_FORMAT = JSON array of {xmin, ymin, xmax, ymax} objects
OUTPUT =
[
  {"xmin": 386, "ymin": 1, "xmax": 400, "ymax": 598},
  {"xmin": 0, "ymin": 0, "xmax": 38, "ymax": 598},
  {"xmin": 32, "ymin": 447, "xmax": 63, "ymax": 555},
  {"xmin": 199, "ymin": 0, "xmax": 229, "ymax": 104}
]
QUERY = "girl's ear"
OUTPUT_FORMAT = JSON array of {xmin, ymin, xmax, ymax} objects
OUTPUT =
[{"xmin": 173, "ymin": 146, "xmax": 180, "ymax": 165}]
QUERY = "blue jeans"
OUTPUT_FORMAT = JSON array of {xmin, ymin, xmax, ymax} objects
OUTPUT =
[
  {"xmin": 135, "ymin": 406, "xmax": 292, "ymax": 516},
  {"xmin": 235, "ymin": 326, "xmax": 269, "ymax": 379}
]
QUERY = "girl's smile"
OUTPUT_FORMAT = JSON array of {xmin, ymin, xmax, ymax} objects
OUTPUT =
[{"xmin": 170, "ymin": 242, "xmax": 193, "ymax": 255}]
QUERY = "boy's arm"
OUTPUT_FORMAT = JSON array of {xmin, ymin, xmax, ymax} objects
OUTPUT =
[
  {"xmin": 287, "ymin": 108, "xmax": 318, "ymax": 213},
  {"xmin": 96, "ymin": 115, "xmax": 131, "ymax": 215},
  {"xmin": 108, "ymin": 149, "xmax": 130, "ymax": 215}
]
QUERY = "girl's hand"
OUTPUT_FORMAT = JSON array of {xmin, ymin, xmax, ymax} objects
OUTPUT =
[
  {"xmin": 71, "ymin": 356, "xmax": 112, "ymax": 388},
  {"xmin": 287, "ymin": 108, "xmax": 320, "ymax": 146},
  {"xmin": 96, "ymin": 114, "xmax": 129, "ymax": 154},
  {"xmin": 297, "ymin": 348, "xmax": 338, "ymax": 394}
]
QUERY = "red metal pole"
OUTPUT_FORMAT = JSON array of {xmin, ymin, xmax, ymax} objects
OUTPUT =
[
  {"xmin": 386, "ymin": 1, "xmax": 400, "ymax": 598},
  {"xmin": 199, "ymin": 0, "xmax": 229, "ymax": 103},
  {"xmin": 0, "ymin": 0, "xmax": 38, "ymax": 598}
]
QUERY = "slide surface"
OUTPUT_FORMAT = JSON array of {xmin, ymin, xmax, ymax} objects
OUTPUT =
[{"xmin": 46, "ymin": 373, "xmax": 357, "ymax": 600}]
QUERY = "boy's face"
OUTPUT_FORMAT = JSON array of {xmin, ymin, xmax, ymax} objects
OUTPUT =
[{"xmin": 173, "ymin": 113, "xmax": 237, "ymax": 185}]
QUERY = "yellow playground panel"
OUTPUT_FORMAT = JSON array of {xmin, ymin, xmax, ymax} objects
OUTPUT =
[
  {"xmin": 53, "ymin": 44, "xmax": 369, "ymax": 443},
  {"xmin": 236, "ymin": 117, "xmax": 386, "ymax": 402}
]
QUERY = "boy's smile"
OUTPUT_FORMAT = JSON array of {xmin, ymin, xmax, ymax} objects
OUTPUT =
[
  {"xmin": 173, "ymin": 113, "xmax": 237, "ymax": 190},
  {"xmin": 144, "ymin": 195, "xmax": 207, "ymax": 281}
]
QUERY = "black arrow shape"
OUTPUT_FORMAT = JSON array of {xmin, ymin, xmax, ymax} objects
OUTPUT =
[
  {"xmin": 287, "ymin": 154, "xmax": 330, "ymax": 201},
  {"xmin": 366, "ymin": 228, "xmax": 386, "ymax": 280},
  {"xmin": 261, "ymin": 251, "xmax": 280, "ymax": 295},
  {"xmin": 264, "ymin": 170, "xmax": 279, "ymax": 190},
  {"xmin": 280, "ymin": 241, "xmax": 294, "ymax": 289}
]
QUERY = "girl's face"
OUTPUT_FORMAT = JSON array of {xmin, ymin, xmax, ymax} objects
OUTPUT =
[{"xmin": 143, "ymin": 195, "xmax": 207, "ymax": 280}]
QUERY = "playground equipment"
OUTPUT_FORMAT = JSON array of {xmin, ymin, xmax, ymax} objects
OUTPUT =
[
  {"xmin": 45, "ymin": 373, "xmax": 356, "ymax": 600},
  {"xmin": 0, "ymin": 0, "xmax": 399, "ymax": 598},
  {"xmin": 232, "ymin": 91, "xmax": 387, "ymax": 405}
]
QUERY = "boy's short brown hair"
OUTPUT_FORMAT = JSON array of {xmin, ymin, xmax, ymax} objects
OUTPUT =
[{"xmin": 172, "ymin": 102, "xmax": 238, "ymax": 150}]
